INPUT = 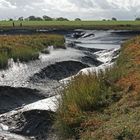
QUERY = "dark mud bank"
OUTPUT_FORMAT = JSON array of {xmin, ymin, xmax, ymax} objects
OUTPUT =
[
  {"xmin": 14, "ymin": 110, "xmax": 54, "ymax": 137},
  {"xmin": 0, "ymin": 28, "xmax": 74, "ymax": 35},
  {"xmin": 30, "ymin": 60, "xmax": 90, "ymax": 82},
  {"xmin": 0, "ymin": 110, "xmax": 55, "ymax": 140},
  {"xmin": 0, "ymin": 86, "xmax": 45, "ymax": 114}
]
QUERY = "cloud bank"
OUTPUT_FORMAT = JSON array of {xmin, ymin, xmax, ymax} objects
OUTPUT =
[{"xmin": 0, "ymin": 0, "xmax": 139, "ymax": 20}]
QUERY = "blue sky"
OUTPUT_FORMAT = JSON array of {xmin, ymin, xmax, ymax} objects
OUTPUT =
[{"xmin": 0, "ymin": 0, "xmax": 139, "ymax": 20}]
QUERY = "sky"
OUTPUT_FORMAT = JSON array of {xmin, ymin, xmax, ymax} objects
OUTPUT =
[{"xmin": 0, "ymin": 0, "xmax": 140, "ymax": 20}]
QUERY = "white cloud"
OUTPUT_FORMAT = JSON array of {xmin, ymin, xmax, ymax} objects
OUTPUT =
[
  {"xmin": 0, "ymin": 0, "xmax": 16, "ymax": 9},
  {"xmin": 0, "ymin": 0, "xmax": 139, "ymax": 20}
]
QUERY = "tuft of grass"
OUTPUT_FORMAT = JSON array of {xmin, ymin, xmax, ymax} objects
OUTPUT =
[
  {"xmin": 0, "ymin": 52, "xmax": 8, "ymax": 69},
  {"xmin": 0, "ymin": 34, "xmax": 65, "ymax": 69},
  {"xmin": 10, "ymin": 46, "xmax": 39, "ymax": 62},
  {"xmin": 56, "ymin": 72, "xmax": 116, "ymax": 139},
  {"xmin": 60, "ymin": 73, "xmax": 112, "ymax": 111}
]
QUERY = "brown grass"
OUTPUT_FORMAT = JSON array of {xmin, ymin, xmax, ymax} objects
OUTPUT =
[{"xmin": 56, "ymin": 36, "xmax": 140, "ymax": 140}]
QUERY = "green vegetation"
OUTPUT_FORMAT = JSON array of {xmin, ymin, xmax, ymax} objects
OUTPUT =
[
  {"xmin": 0, "ymin": 34, "xmax": 65, "ymax": 69},
  {"xmin": 56, "ymin": 37, "xmax": 140, "ymax": 139},
  {"xmin": 0, "ymin": 20, "xmax": 140, "ymax": 30}
]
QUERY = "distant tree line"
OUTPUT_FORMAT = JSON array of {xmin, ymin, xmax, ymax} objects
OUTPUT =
[
  {"xmin": 102, "ymin": 17, "xmax": 117, "ymax": 21},
  {"xmin": 9, "ymin": 16, "xmax": 82, "ymax": 21},
  {"xmin": 102, "ymin": 17, "xmax": 140, "ymax": 21},
  {"xmin": 8, "ymin": 16, "xmax": 140, "ymax": 22}
]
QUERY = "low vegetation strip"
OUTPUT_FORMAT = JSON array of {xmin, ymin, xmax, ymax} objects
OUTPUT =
[
  {"xmin": 0, "ymin": 34, "xmax": 65, "ymax": 69},
  {"xmin": 1, "ymin": 21, "xmax": 140, "ymax": 30},
  {"xmin": 56, "ymin": 37, "xmax": 140, "ymax": 139}
]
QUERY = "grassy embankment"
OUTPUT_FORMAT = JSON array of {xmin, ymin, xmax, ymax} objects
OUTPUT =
[
  {"xmin": 0, "ymin": 34, "xmax": 65, "ymax": 69},
  {"xmin": 56, "ymin": 36, "xmax": 140, "ymax": 139},
  {"xmin": 1, "ymin": 20, "xmax": 140, "ymax": 30}
]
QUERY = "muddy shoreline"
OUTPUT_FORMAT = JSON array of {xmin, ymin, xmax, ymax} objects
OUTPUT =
[
  {"xmin": 0, "ymin": 86, "xmax": 46, "ymax": 114},
  {"xmin": 0, "ymin": 28, "xmax": 75, "ymax": 35},
  {"xmin": 0, "ymin": 29, "xmax": 140, "ymax": 139},
  {"xmin": 1, "ymin": 28, "xmax": 140, "ymax": 36}
]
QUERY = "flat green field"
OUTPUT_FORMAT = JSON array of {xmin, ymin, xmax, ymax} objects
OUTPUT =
[{"xmin": 1, "ymin": 20, "xmax": 140, "ymax": 30}]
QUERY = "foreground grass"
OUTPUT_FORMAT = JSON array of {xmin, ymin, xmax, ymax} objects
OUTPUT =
[
  {"xmin": 56, "ymin": 36, "xmax": 140, "ymax": 139},
  {"xmin": 1, "ymin": 20, "xmax": 140, "ymax": 30},
  {"xmin": 0, "ymin": 34, "xmax": 65, "ymax": 69}
]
